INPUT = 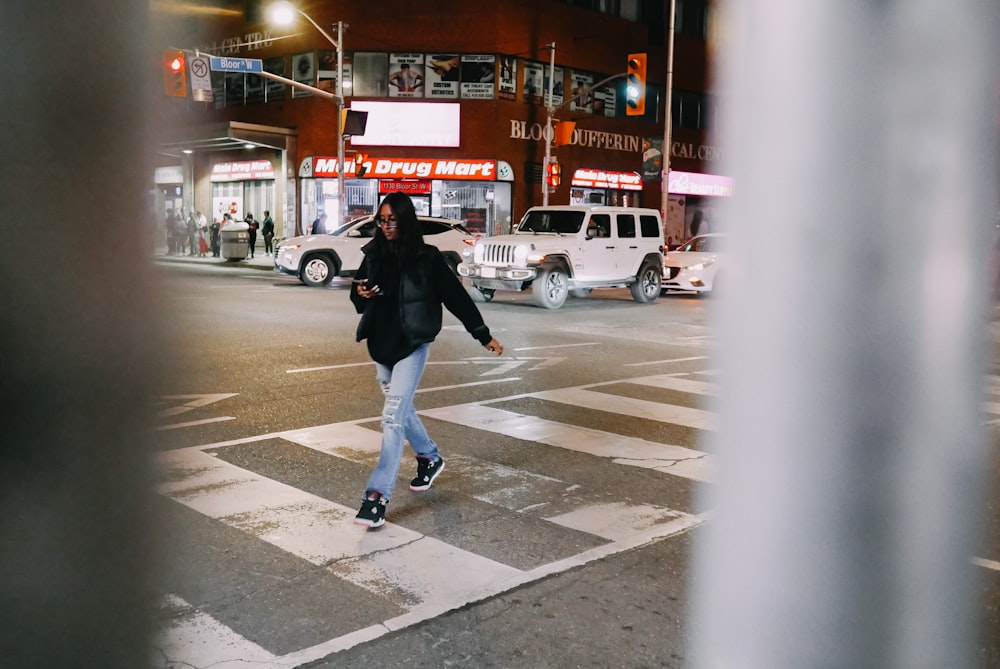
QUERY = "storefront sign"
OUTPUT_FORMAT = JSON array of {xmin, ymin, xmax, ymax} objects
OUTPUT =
[
  {"xmin": 155, "ymin": 165, "xmax": 183, "ymax": 184},
  {"xmin": 305, "ymin": 156, "xmax": 497, "ymax": 180},
  {"xmin": 211, "ymin": 160, "xmax": 275, "ymax": 182},
  {"xmin": 571, "ymin": 168, "xmax": 643, "ymax": 191},
  {"xmin": 380, "ymin": 180, "xmax": 432, "ymax": 195},
  {"xmin": 510, "ymin": 120, "xmax": 641, "ymax": 153},
  {"xmin": 668, "ymin": 170, "xmax": 734, "ymax": 197}
]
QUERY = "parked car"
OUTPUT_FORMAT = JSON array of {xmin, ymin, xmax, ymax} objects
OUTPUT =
[
  {"xmin": 662, "ymin": 232, "xmax": 726, "ymax": 295},
  {"xmin": 275, "ymin": 215, "xmax": 476, "ymax": 287}
]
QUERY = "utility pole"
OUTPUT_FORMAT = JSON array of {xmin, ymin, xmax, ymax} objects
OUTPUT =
[
  {"xmin": 661, "ymin": 0, "xmax": 676, "ymax": 225},
  {"xmin": 543, "ymin": 42, "xmax": 556, "ymax": 206}
]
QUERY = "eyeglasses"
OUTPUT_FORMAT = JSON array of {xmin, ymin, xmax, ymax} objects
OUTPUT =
[{"xmin": 376, "ymin": 216, "xmax": 398, "ymax": 230}]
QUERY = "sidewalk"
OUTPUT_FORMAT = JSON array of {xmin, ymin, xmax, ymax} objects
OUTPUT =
[{"xmin": 153, "ymin": 248, "xmax": 275, "ymax": 272}]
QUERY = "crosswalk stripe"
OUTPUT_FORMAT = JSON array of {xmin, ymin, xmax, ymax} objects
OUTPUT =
[
  {"xmin": 154, "ymin": 594, "xmax": 279, "ymax": 667},
  {"xmin": 530, "ymin": 385, "xmax": 718, "ymax": 430},
  {"xmin": 157, "ymin": 448, "xmax": 522, "ymax": 608},
  {"xmin": 420, "ymin": 403, "xmax": 715, "ymax": 482},
  {"xmin": 626, "ymin": 374, "xmax": 718, "ymax": 396}
]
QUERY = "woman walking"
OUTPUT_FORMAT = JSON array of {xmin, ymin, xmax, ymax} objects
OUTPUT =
[{"xmin": 350, "ymin": 192, "xmax": 504, "ymax": 529}]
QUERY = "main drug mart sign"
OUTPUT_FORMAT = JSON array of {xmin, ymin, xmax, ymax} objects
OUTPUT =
[{"xmin": 301, "ymin": 157, "xmax": 500, "ymax": 180}]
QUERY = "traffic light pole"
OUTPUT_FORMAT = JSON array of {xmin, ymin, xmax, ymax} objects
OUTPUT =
[
  {"xmin": 543, "ymin": 42, "xmax": 556, "ymax": 206},
  {"xmin": 661, "ymin": 0, "xmax": 676, "ymax": 226}
]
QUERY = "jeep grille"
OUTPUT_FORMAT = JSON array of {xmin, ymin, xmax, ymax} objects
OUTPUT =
[{"xmin": 479, "ymin": 243, "xmax": 519, "ymax": 266}]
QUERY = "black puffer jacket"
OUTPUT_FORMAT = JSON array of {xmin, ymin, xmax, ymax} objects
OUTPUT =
[{"xmin": 351, "ymin": 241, "xmax": 492, "ymax": 364}]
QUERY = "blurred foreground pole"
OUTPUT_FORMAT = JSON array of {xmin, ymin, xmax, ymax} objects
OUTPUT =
[
  {"xmin": 0, "ymin": 2, "xmax": 161, "ymax": 668},
  {"xmin": 691, "ymin": 1, "xmax": 999, "ymax": 668}
]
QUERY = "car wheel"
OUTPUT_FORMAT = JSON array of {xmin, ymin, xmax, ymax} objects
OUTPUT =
[
  {"xmin": 532, "ymin": 267, "xmax": 569, "ymax": 309},
  {"xmin": 300, "ymin": 255, "xmax": 335, "ymax": 287},
  {"xmin": 569, "ymin": 288, "xmax": 592, "ymax": 299},
  {"xmin": 630, "ymin": 263, "xmax": 662, "ymax": 303}
]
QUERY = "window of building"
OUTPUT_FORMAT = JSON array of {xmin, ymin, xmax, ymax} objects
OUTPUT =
[{"xmin": 676, "ymin": 0, "xmax": 708, "ymax": 39}]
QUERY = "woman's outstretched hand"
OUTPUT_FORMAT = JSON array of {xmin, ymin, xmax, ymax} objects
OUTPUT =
[{"xmin": 484, "ymin": 338, "xmax": 504, "ymax": 356}]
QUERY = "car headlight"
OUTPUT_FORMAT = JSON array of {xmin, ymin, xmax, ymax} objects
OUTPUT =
[{"xmin": 514, "ymin": 244, "xmax": 531, "ymax": 263}]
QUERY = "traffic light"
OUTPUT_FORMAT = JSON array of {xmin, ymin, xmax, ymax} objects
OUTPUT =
[
  {"xmin": 163, "ymin": 49, "xmax": 187, "ymax": 97},
  {"xmin": 626, "ymin": 53, "xmax": 646, "ymax": 116},
  {"xmin": 546, "ymin": 160, "xmax": 561, "ymax": 189}
]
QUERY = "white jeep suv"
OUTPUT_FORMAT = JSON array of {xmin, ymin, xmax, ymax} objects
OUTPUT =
[
  {"xmin": 458, "ymin": 206, "xmax": 664, "ymax": 309},
  {"xmin": 275, "ymin": 215, "xmax": 475, "ymax": 287}
]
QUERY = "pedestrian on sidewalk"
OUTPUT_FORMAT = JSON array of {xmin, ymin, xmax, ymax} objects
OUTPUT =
[
  {"xmin": 261, "ymin": 210, "xmax": 275, "ymax": 255},
  {"xmin": 245, "ymin": 213, "xmax": 258, "ymax": 258},
  {"xmin": 350, "ymin": 192, "xmax": 504, "ymax": 529}
]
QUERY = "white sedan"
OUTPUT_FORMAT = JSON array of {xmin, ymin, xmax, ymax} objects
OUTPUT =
[
  {"xmin": 275, "ymin": 215, "xmax": 476, "ymax": 287},
  {"xmin": 662, "ymin": 232, "xmax": 725, "ymax": 294}
]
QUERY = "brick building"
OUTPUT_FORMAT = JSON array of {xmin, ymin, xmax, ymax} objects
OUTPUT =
[{"xmin": 153, "ymin": 0, "xmax": 724, "ymax": 246}]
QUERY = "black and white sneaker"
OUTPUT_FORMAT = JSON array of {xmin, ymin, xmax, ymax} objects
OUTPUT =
[
  {"xmin": 409, "ymin": 456, "xmax": 445, "ymax": 492},
  {"xmin": 354, "ymin": 491, "xmax": 387, "ymax": 528}
]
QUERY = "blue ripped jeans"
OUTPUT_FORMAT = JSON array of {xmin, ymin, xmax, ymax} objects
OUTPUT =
[{"xmin": 364, "ymin": 343, "xmax": 441, "ymax": 501}]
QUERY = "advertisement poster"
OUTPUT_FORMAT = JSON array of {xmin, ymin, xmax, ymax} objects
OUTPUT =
[
  {"xmin": 317, "ymin": 49, "xmax": 338, "ymax": 92},
  {"xmin": 569, "ymin": 71, "xmax": 594, "ymax": 113},
  {"xmin": 460, "ymin": 54, "xmax": 495, "ymax": 99},
  {"xmin": 544, "ymin": 65, "xmax": 564, "ymax": 107},
  {"xmin": 292, "ymin": 52, "xmax": 316, "ymax": 98},
  {"xmin": 213, "ymin": 197, "xmax": 243, "ymax": 223},
  {"xmin": 523, "ymin": 61, "xmax": 543, "ymax": 104},
  {"xmin": 642, "ymin": 137, "xmax": 664, "ymax": 182},
  {"xmin": 498, "ymin": 55, "xmax": 517, "ymax": 101},
  {"xmin": 388, "ymin": 53, "xmax": 425, "ymax": 98},
  {"xmin": 593, "ymin": 82, "xmax": 617, "ymax": 117},
  {"xmin": 425, "ymin": 54, "xmax": 459, "ymax": 98}
]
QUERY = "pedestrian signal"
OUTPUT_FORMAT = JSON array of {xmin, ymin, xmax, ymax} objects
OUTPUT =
[
  {"xmin": 546, "ymin": 161, "xmax": 561, "ymax": 188},
  {"xmin": 163, "ymin": 50, "xmax": 187, "ymax": 98},
  {"xmin": 626, "ymin": 53, "xmax": 646, "ymax": 116}
]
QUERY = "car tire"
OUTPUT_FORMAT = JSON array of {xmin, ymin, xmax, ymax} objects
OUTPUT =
[
  {"xmin": 532, "ymin": 267, "xmax": 569, "ymax": 309},
  {"xmin": 630, "ymin": 263, "xmax": 662, "ymax": 303},
  {"xmin": 300, "ymin": 255, "xmax": 335, "ymax": 287}
]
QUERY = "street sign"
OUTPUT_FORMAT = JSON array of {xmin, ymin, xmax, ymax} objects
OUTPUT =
[
  {"xmin": 189, "ymin": 56, "xmax": 213, "ymax": 103},
  {"xmin": 209, "ymin": 56, "xmax": 263, "ymax": 73}
]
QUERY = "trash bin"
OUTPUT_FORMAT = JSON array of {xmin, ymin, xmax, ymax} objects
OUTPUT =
[{"xmin": 220, "ymin": 222, "xmax": 250, "ymax": 260}]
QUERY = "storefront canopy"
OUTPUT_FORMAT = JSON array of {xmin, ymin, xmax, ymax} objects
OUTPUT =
[{"xmin": 158, "ymin": 121, "xmax": 296, "ymax": 158}]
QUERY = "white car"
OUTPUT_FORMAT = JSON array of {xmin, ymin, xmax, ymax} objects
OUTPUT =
[
  {"xmin": 662, "ymin": 232, "xmax": 725, "ymax": 294},
  {"xmin": 275, "ymin": 215, "xmax": 476, "ymax": 287}
]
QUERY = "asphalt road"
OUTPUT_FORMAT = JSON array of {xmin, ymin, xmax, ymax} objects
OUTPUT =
[{"xmin": 149, "ymin": 259, "xmax": 1000, "ymax": 668}]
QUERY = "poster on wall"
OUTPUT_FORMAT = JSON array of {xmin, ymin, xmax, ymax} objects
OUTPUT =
[
  {"xmin": 522, "ymin": 61, "xmax": 543, "ymax": 104},
  {"xmin": 569, "ymin": 71, "xmax": 594, "ymax": 113},
  {"xmin": 388, "ymin": 53, "xmax": 425, "ymax": 98},
  {"xmin": 460, "ymin": 54, "xmax": 495, "ymax": 99},
  {"xmin": 425, "ymin": 54, "xmax": 459, "ymax": 98},
  {"xmin": 213, "ymin": 197, "xmax": 243, "ymax": 223},
  {"xmin": 317, "ymin": 49, "xmax": 338, "ymax": 92},
  {"xmin": 498, "ymin": 55, "xmax": 517, "ymax": 101},
  {"xmin": 593, "ymin": 82, "xmax": 617, "ymax": 117},
  {"xmin": 543, "ymin": 65, "xmax": 564, "ymax": 108},
  {"xmin": 292, "ymin": 52, "xmax": 316, "ymax": 98},
  {"xmin": 642, "ymin": 137, "xmax": 664, "ymax": 182}
]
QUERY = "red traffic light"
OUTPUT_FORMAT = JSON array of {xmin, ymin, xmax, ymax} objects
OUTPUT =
[
  {"xmin": 546, "ymin": 161, "xmax": 561, "ymax": 188},
  {"xmin": 163, "ymin": 49, "xmax": 187, "ymax": 98}
]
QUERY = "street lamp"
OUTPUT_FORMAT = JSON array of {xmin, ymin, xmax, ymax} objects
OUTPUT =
[{"xmin": 268, "ymin": 2, "xmax": 347, "ymax": 230}]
